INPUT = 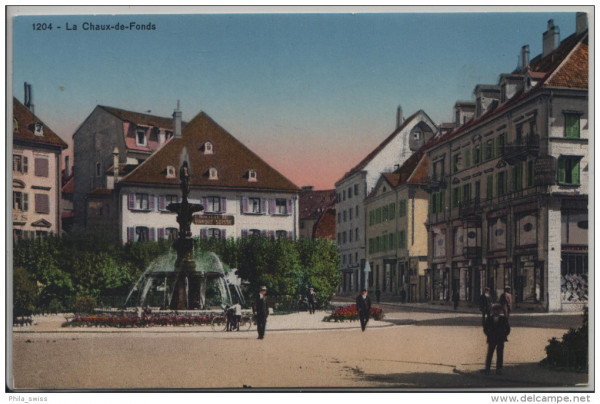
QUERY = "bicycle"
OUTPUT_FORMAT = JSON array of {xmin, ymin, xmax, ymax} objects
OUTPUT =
[{"xmin": 210, "ymin": 309, "xmax": 253, "ymax": 332}]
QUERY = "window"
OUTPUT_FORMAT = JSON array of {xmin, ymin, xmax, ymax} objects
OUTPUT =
[
  {"xmin": 165, "ymin": 194, "xmax": 178, "ymax": 208},
  {"xmin": 464, "ymin": 149, "xmax": 470, "ymax": 169},
  {"xmin": 355, "ymin": 228, "xmax": 359, "ymax": 242},
  {"xmin": 208, "ymin": 228, "xmax": 222, "ymax": 239},
  {"xmin": 343, "ymin": 210, "xmax": 347, "ymax": 222},
  {"xmin": 497, "ymin": 171, "xmax": 507, "ymax": 196},
  {"xmin": 343, "ymin": 232, "xmax": 347, "ymax": 243},
  {"xmin": 248, "ymin": 169, "xmax": 257, "ymax": 182},
  {"xmin": 398, "ymin": 230, "xmax": 406, "ymax": 249},
  {"xmin": 337, "ymin": 233, "xmax": 341, "ymax": 244},
  {"xmin": 512, "ymin": 163, "xmax": 523, "ymax": 191},
  {"xmin": 343, "ymin": 190, "xmax": 346, "ymax": 201},
  {"xmin": 275, "ymin": 230, "xmax": 287, "ymax": 240},
  {"xmin": 348, "ymin": 187, "xmax": 352, "ymax": 199},
  {"xmin": 558, "ymin": 157, "xmax": 581, "ymax": 185},
  {"xmin": 166, "ymin": 228, "xmax": 178, "ymax": 240},
  {"xmin": 34, "ymin": 123, "xmax": 44, "ymax": 136},
  {"xmin": 433, "ymin": 159, "xmax": 445, "ymax": 179},
  {"xmin": 382, "ymin": 205, "xmax": 388, "ymax": 221},
  {"xmin": 136, "ymin": 127, "xmax": 147, "ymax": 146},
  {"xmin": 485, "ymin": 140, "xmax": 494, "ymax": 160},
  {"xmin": 486, "ymin": 175, "xmax": 493, "ymax": 200},
  {"xmin": 475, "ymin": 181, "xmax": 481, "ymax": 201},
  {"xmin": 338, "ymin": 212, "xmax": 342, "ymax": 223},
  {"xmin": 136, "ymin": 227, "xmax": 149, "ymax": 242},
  {"xmin": 209, "ymin": 167, "xmax": 218, "ymax": 180},
  {"xmin": 349, "ymin": 208, "xmax": 353, "ymax": 220},
  {"xmin": 354, "ymin": 184, "xmax": 359, "ymax": 196},
  {"xmin": 496, "ymin": 134, "xmax": 506, "ymax": 157},
  {"xmin": 249, "ymin": 229, "xmax": 261, "ymax": 237},
  {"xmin": 453, "ymin": 187, "xmax": 460, "ymax": 207},
  {"xmin": 249, "ymin": 198, "xmax": 261, "ymax": 213},
  {"xmin": 35, "ymin": 194, "xmax": 49, "ymax": 214},
  {"xmin": 96, "ymin": 162, "xmax": 102, "ymax": 177},
  {"xmin": 166, "ymin": 165, "xmax": 176, "ymax": 178},
  {"xmin": 564, "ymin": 114, "xmax": 581, "ymax": 139},
  {"xmin": 462, "ymin": 183, "xmax": 471, "ymax": 204},
  {"xmin": 355, "ymin": 205, "xmax": 359, "ymax": 217},
  {"xmin": 206, "ymin": 196, "xmax": 221, "ymax": 213},
  {"xmin": 453, "ymin": 153, "xmax": 460, "ymax": 173},
  {"xmin": 13, "ymin": 192, "xmax": 28, "ymax": 211},
  {"xmin": 376, "ymin": 207, "xmax": 382, "ymax": 224},
  {"xmin": 136, "ymin": 193, "xmax": 149, "ymax": 210},
  {"xmin": 275, "ymin": 199, "xmax": 287, "ymax": 215},
  {"xmin": 34, "ymin": 158, "xmax": 48, "ymax": 177},
  {"xmin": 526, "ymin": 160, "xmax": 535, "ymax": 187},
  {"xmin": 204, "ymin": 142, "xmax": 214, "ymax": 154},
  {"xmin": 349, "ymin": 230, "xmax": 353, "ymax": 243},
  {"xmin": 13, "ymin": 155, "xmax": 28, "ymax": 173},
  {"xmin": 389, "ymin": 203, "xmax": 395, "ymax": 220},
  {"xmin": 399, "ymin": 200, "xmax": 407, "ymax": 217}
]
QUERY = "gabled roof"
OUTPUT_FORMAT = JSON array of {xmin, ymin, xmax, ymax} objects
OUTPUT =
[
  {"xmin": 119, "ymin": 111, "xmax": 299, "ymax": 192},
  {"xmin": 299, "ymin": 189, "xmax": 336, "ymax": 220},
  {"xmin": 430, "ymin": 30, "xmax": 588, "ymax": 152},
  {"xmin": 337, "ymin": 109, "xmax": 436, "ymax": 184},
  {"xmin": 98, "ymin": 105, "xmax": 187, "ymax": 130},
  {"xmin": 13, "ymin": 98, "xmax": 68, "ymax": 149},
  {"xmin": 312, "ymin": 208, "xmax": 336, "ymax": 239},
  {"xmin": 406, "ymin": 155, "xmax": 428, "ymax": 185},
  {"xmin": 62, "ymin": 176, "xmax": 74, "ymax": 194}
]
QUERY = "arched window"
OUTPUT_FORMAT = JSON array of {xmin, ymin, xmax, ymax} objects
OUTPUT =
[
  {"xmin": 166, "ymin": 165, "xmax": 176, "ymax": 178},
  {"xmin": 96, "ymin": 162, "xmax": 102, "ymax": 177},
  {"xmin": 248, "ymin": 169, "xmax": 257, "ymax": 182},
  {"xmin": 204, "ymin": 142, "xmax": 214, "ymax": 154},
  {"xmin": 209, "ymin": 166, "xmax": 218, "ymax": 180}
]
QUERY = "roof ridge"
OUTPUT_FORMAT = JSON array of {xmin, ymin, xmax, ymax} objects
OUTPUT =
[
  {"xmin": 544, "ymin": 33, "xmax": 588, "ymax": 87},
  {"xmin": 98, "ymin": 105, "xmax": 174, "ymax": 122}
]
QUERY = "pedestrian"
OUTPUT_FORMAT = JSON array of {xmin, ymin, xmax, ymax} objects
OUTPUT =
[
  {"xmin": 375, "ymin": 288, "xmax": 381, "ymax": 304},
  {"xmin": 483, "ymin": 304, "xmax": 511, "ymax": 375},
  {"xmin": 356, "ymin": 288, "xmax": 372, "ymax": 332},
  {"xmin": 479, "ymin": 287, "xmax": 492, "ymax": 326},
  {"xmin": 499, "ymin": 286, "xmax": 513, "ymax": 318},
  {"xmin": 232, "ymin": 302, "xmax": 242, "ymax": 331},
  {"xmin": 452, "ymin": 289, "xmax": 460, "ymax": 310},
  {"xmin": 307, "ymin": 288, "xmax": 317, "ymax": 314},
  {"xmin": 252, "ymin": 286, "xmax": 269, "ymax": 339}
]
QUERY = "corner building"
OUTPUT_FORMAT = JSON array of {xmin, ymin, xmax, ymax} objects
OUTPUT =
[{"xmin": 423, "ymin": 16, "xmax": 588, "ymax": 311}]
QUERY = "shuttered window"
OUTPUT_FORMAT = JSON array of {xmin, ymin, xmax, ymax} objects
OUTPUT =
[
  {"xmin": 565, "ymin": 114, "xmax": 581, "ymax": 139},
  {"xmin": 35, "ymin": 193, "xmax": 49, "ymax": 214},
  {"xmin": 34, "ymin": 158, "xmax": 48, "ymax": 177},
  {"xmin": 558, "ymin": 157, "xmax": 581, "ymax": 185},
  {"xmin": 486, "ymin": 175, "xmax": 494, "ymax": 200}
]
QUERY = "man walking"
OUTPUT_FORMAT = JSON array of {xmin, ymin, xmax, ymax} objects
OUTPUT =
[
  {"xmin": 307, "ymin": 288, "xmax": 317, "ymax": 315},
  {"xmin": 499, "ymin": 286, "xmax": 513, "ymax": 318},
  {"xmin": 252, "ymin": 286, "xmax": 269, "ymax": 339},
  {"xmin": 479, "ymin": 287, "xmax": 492, "ymax": 326},
  {"xmin": 484, "ymin": 304, "xmax": 511, "ymax": 375},
  {"xmin": 356, "ymin": 289, "xmax": 371, "ymax": 332}
]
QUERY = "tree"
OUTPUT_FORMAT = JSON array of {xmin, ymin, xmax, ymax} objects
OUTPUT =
[{"xmin": 13, "ymin": 266, "xmax": 37, "ymax": 318}]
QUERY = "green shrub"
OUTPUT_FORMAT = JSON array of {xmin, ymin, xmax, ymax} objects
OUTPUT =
[
  {"xmin": 543, "ymin": 308, "xmax": 588, "ymax": 371},
  {"xmin": 13, "ymin": 266, "xmax": 37, "ymax": 318},
  {"xmin": 73, "ymin": 295, "xmax": 97, "ymax": 314}
]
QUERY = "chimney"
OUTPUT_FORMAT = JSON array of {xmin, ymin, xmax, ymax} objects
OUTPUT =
[
  {"xmin": 396, "ymin": 105, "xmax": 404, "ymax": 129},
  {"xmin": 521, "ymin": 45, "xmax": 530, "ymax": 72},
  {"xmin": 173, "ymin": 100, "xmax": 182, "ymax": 138},
  {"xmin": 112, "ymin": 147, "xmax": 119, "ymax": 184},
  {"xmin": 543, "ymin": 19, "xmax": 560, "ymax": 57},
  {"xmin": 65, "ymin": 155, "xmax": 71, "ymax": 177},
  {"xmin": 576, "ymin": 12, "xmax": 588, "ymax": 35},
  {"xmin": 24, "ymin": 82, "xmax": 34, "ymax": 113}
]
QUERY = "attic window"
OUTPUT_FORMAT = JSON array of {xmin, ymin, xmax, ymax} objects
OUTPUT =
[
  {"xmin": 248, "ymin": 169, "xmax": 257, "ymax": 182},
  {"xmin": 209, "ymin": 166, "xmax": 218, "ymax": 180},
  {"xmin": 204, "ymin": 142, "xmax": 214, "ymax": 154},
  {"xmin": 34, "ymin": 123, "xmax": 43, "ymax": 137},
  {"xmin": 166, "ymin": 165, "xmax": 176, "ymax": 179},
  {"xmin": 136, "ymin": 127, "xmax": 147, "ymax": 146}
]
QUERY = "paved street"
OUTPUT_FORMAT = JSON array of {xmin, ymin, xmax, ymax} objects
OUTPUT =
[{"xmin": 11, "ymin": 309, "xmax": 587, "ymax": 390}]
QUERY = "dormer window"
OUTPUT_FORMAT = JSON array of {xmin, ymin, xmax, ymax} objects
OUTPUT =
[
  {"xmin": 248, "ymin": 169, "xmax": 257, "ymax": 182},
  {"xmin": 136, "ymin": 127, "xmax": 147, "ymax": 146},
  {"xmin": 166, "ymin": 165, "xmax": 176, "ymax": 179},
  {"xmin": 203, "ymin": 142, "xmax": 214, "ymax": 154},
  {"xmin": 34, "ymin": 123, "xmax": 43, "ymax": 137},
  {"xmin": 13, "ymin": 119, "xmax": 18, "ymax": 131},
  {"xmin": 209, "ymin": 166, "xmax": 218, "ymax": 180}
]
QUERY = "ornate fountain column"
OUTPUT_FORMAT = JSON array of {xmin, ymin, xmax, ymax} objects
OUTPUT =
[{"xmin": 167, "ymin": 161, "xmax": 203, "ymax": 310}]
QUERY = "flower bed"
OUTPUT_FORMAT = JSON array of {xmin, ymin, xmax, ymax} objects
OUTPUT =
[
  {"xmin": 323, "ymin": 304, "xmax": 383, "ymax": 322},
  {"xmin": 64, "ymin": 313, "xmax": 213, "ymax": 328}
]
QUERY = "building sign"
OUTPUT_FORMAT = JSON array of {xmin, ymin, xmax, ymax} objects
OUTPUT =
[
  {"xmin": 535, "ymin": 156, "xmax": 557, "ymax": 185},
  {"xmin": 192, "ymin": 215, "xmax": 235, "ymax": 226}
]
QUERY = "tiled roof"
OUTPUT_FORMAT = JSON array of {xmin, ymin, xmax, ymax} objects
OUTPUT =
[
  {"xmin": 337, "ymin": 110, "xmax": 434, "ymax": 184},
  {"xmin": 99, "ymin": 105, "xmax": 187, "ymax": 130},
  {"xmin": 62, "ymin": 176, "xmax": 74, "ymax": 194},
  {"xmin": 312, "ymin": 208, "xmax": 336, "ymax": 239},
  {"xmin": 429, "ymin": 30, "xmax": 588, "ymax": 152},
  {"xmin": 299, "ymin": 189, "xmax": 336, "ymax": 220},
  {"xmin": 119, "ymin": 111, "xmax": 299, "ymax": 192},
  {"xmin": 13, "ymin": 98, "xmax": 68, "ymax": 149},
  {"xmin": 381, "ymin": 173, "xmax": 401, "ymax": 188},
  {"xmin": 546, "ymin": 40, "xmax": 588, "ymax": 89}
]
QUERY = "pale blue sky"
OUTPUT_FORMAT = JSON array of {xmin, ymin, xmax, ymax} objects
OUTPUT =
[{"xmin": 12, "ymin": 11, "xmax": 579, "ymax": 189}]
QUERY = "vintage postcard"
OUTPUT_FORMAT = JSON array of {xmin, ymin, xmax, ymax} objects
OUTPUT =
[{"xmin": 6, "ymin": 5, "xmax": 593, "ymax": 398}]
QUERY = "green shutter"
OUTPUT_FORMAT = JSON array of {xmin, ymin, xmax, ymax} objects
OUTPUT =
[
  {"xmin": 572, "ymin": 160, "xmax": 580, "ymax": 185},
  {"xmin": 487, "ymin": 175, "xmax": 493, "ymax": 199},
  {"xmin": 565, "ymin": 115, "xmax": 580, "ymax": 139},
  {"xmin": 558, "ymin": 158, "xmax": 566, "ymax": 184},
  {"xmin": 440, "ymin": 190, "xmax": 445, "ymax": 213},
  {"xmin": 465, "ymin": 149, "xmax": 470, "ymax": 168},
  {"xmin": 517, "ymin": 163, "xmax": 523, "ymax": 190}
]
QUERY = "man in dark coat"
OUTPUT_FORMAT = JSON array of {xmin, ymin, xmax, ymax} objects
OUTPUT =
[
  {"xmin": 252, "ymin": 286, "xmax": 269, "ymax": 339},
  {"xmin": 479, "ymin": 287, "xmax": 492, "ymax": 326},
  {"xmin": 356, "ymin": 289, "xmax": 371, "ymax": 332},
  {"xmin": 307, "ymin": 288, "xmax": 317, "ymax": 314},
  {"xmin": 484, "ymin": 304, "xmax": 511, "ymax": 375}
]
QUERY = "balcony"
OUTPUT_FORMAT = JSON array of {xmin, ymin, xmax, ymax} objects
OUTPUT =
[{"xmin": 502, "ymin": 134, "xmax": 540, "ymax": 164}]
